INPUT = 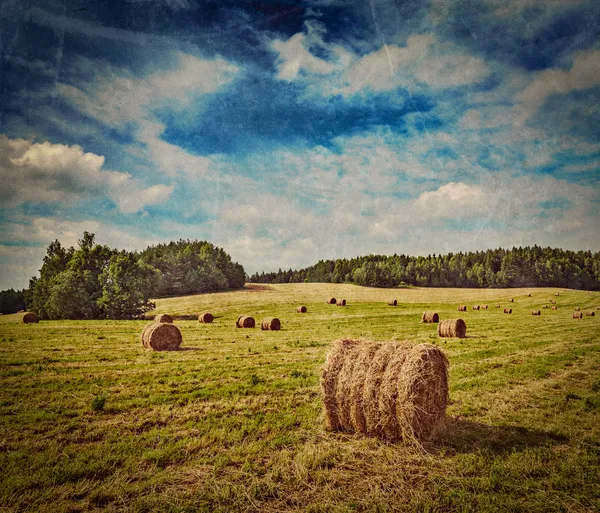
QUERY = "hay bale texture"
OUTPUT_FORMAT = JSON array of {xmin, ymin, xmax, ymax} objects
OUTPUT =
[
  {"xmin": 237, "ymin": 316, "xmax": 255, "ymax": 328},
  {"xmin": 261, "ymin": 317, "xmax": 281, "ymax": 330},
  {"xmin": 504, "ymin": 308, "xmax": 512, "ymax": 314},
  {"xmin": 388, "ymin": 299, "xmax": 397, "ymax": 306},
  {"xmin": 457, "ymin": 305, "xmax": 467, "ymax": 312},
  {"xmin": 297, "ymin": 306, "xmax": 307, "ymax": 313},
  {"xmin": 421, "ymin": 312, "xmax": 439, "ymax": 323},
  {"xmin": 154, "ymin": 314, "xmax": 173, "ymax": 324},
  {"xmin": 532, "ymin": 310, "xmax": 541, "ymax": 316},
  {"xmin": 573, "ymin": 312, "xmax": 583, "ymax": 319},
  {"xmin": 585, "ymin": 311, "xmax": 595, "ymax": 317},
  {"xmin": 337, "ymin": 299, "xmax": 347, "ymax": 306},
  {"xmin": 22, "ymin": 312, "xmax": 39, "ymax": 324},
  {"xmin": 437, "ymin": 319, "xmax": 467, "ymax": 338},
  {"xmin": 327, "ymin": 298, "xmax": 336, "ymax": 305},
  {"xmin": 141, "ymin": 323, "xmax": 182, "ymax": 351},
  {"xmin": 198, "ymin": 312, "xmax": 213, "ymax": 323},
  {"xmin": 321, "ymin": 339, "xmax": 448, "ymax": 441}
]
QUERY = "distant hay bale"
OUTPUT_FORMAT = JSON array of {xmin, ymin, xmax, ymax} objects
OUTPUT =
[
  {"xmin": 573, "ymin": 312, "xmax": 583, "ymax": 319},
  {"xmin": 237, "ymin": 316, "xmax": 255, "ymax": 328},
  {"xmin": 388, "ymin": 299, "xmax": 397, "ymax": 306},
  {"xmin": 585, "ymin": 311, "xmax": 595, "ymax": 317},
  {"xmin": 22, "ymin": 312, "xmax": 39, "ymax": 324},
  {"xmin": 198, "ymin": 312, "xmax": 213, "ymax": 323},
  {"xmin": 297, "ymin": 306, "xmax": 307, "ymax": 313},
  {"xmin": 543, "ymin": 305, "xmax": 549, "ymax": 309},
  {"xmin": 421, "ymin": 311, "xmax": 439, "ymax": 323},
  {"xmin": 481, "ymin": 305, "xmax": 488, "ymax": 310},
  {"xmin": 336, "ymin": 299, "xmax": 346, "ymax": 306},
  {"xmin": 555, "ymin": 293, "xmax": 560, "ymax": 296},
  {"xmin": 532, "ymin": 310, "xmax": 541, "ymax": 316},
  {"xmin": 550, "ymin": 300, "xmax": 556, "ymax": 304},
  {"xmin": 457, "ymin": 305, "xmax": 467, "ymax": 312},
  {"xmin": 141, "ymin": 323, "xmax": 182, "ymax": 351},
  {"xmin": 509, "ymin": 299, "xmax": 514, "ymax": 302},
  {"xmin": 321, "ymin": 339, "xmax": 448, "ymax": 441},
  {"xmin": 437, "ymin": 319, "xmax": 467, "ymax": 338},
  {"xmin": 551, "ymin": 306, "xmax": 558, "ymax": 310},
  {"xmin": 472, "ymin": 305, "xmax": 480, "ymax": 311},
  {"xmin": 495, "ymin": 305, "xmax": 501, "ymax": 308},
  {"xmin": 261, "ymin": 317, "xmax": 281, "ymax": 330},
  {"xmin": 574, "ymin": 307, "xmax": 580, "ymax": 312},
  {"xmin": 154, "ymin": 314, "xmax": 173, "ymax": 324},
  {"xmin": 327, "ymin": 298, "xmax": 337, "ymax": 305},
  {"xmin": 527, "ymin": 293, "xmax": 532, "ymax": 297},
  {"xmin": 503, "ymin": 308, "xmax": 512, "ymax": 314}
]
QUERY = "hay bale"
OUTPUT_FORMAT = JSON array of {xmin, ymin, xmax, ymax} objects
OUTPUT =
[
  {"xmin": 22, "ymin": 312, "xmax": 39, "ymax": 324},
  {"xmin": 585, "ymin": 311, "xmax": 595, "ymax": 317},
  {"xmin": 141, "ymin": 323, "xmax": 182, "ymax": 351},
  {"xmin": 574, "ymin": 307, "xmax": 580, "ymax": 312},
  {"xmin": 327, "ymin": 298, "xmax": 337, "ymax": 305},
  {"xmin": 503, "ymin": 308, "xmax": 512, "ymax": 314},
  {"xmin": 336, "ymin": 299, "xmax": 346, "ymax": 306},
  {"xmin": 261, "ymin": 317, "xmax": 281, "ymax": 330},
  {"xmin": 457, "ymin": 305, "xmax": 467, "ymax": 312},
  {"xmin": 481, "ymin": 305, "xmax": 488, "ymax": 310},
  {"xmin": 198, "ymin": 312, "xmax": 213, "ymax": 323},
  {"xmin": 472, "ymin": 305, "xmax": 480, "ymax": 311},
  {"xmin": 573, "ymin": 312, "xmax": 583, "ymax": 319},
  {"xmin": 154, "ymin": 314, "xmax": 173, "ymax": 324},
  {"xmin": 421, "ymin": 312, "xmax": 439, "ymax": 323},
  {"xmin": 321, "ymin": 339, "xmax": 448, "ymax": 441},
  {"xmin": 555, "ymin": 293, "xmax": 560, "ymax": 296},
  {"xmin": 495, "ymin": 305, "xmax": 501, "ymax": 308},
  {"xmin": 297, "ymin": 306, "xmax": 307, "ymax": 313},
  {"xmin": 551, "ymin": 306, "xmax": 558, "ymax": 310},
  {"xmin": 437, "ymin": 319, "xmax": 467, "ymax": 338},
  {"xmin": 527, "ymin": 293, "xmax": 532, "ymax": 297},
  {"xmin": 543, "ymin": 305, "xmax": 548, "ymax": 309},
  {"xmin": 388, "ymin": 299, "xmax": 397, "ymax": 306},
  {"xmin": 509, "ymin": 299, "xmax": 514, "ymax": 302},
  {"xmin": 237, "ymin": 316, "xmax": 255, "ymax": 328},
  {"xmin": 532, "ymin": 310, "xmax": 541, "ymax": 316},
  {"xmin": 550, "ymin": 300, "xmax": 556, "ymax": 304}
]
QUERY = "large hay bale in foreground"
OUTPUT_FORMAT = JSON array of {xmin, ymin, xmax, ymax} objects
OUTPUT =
[
  {"xmin": 336, "ymin": 299, "xmax": 347, "ymax": 306},
  {"xmin": 585, "ymin": 311, "xmax": 595, "ymax": 317},
  {"xmin": 237, "ymin": 316, "xmax": 255, "ymax": 328},
  {"xmin": 457, "ymin": 305, "xmax": 466, "ymax": 312},
  {"xmin": 573, "ymin": 312, "xmax": 583, "ymax": 319},
  {"xmin": 22, "ymin": 312, "xmax": 39, "ymax": 324},
  {"xmin": 321, "ymin": 339, "xmax": 448, "ymax": 441},
  {"xmin": 504, "ymin": 308, "xmax": 512, "ymax": 314},
  {"xmin": 261, "ymin": 317, "xmax": 281, "ymax": 330},
  {"xmin": 327, "ymin": 298, "xmax": 336, "ymax": 305},
  {"xmin": 141, "ymin": 323, "xmax": 182, "ymax": 351},
  {"xmin": 388, "ymin": 299, "xmax": 397, "ymax": 306},
  {"xmin": 297, "ymin": 306, "xmax": 307, "ymax": 313},
  {"xmin": 421, "ymin": 311, "xmax": 439, "ymax": 323},
  {"xmin": 532, "ymin": 310, "xmax": 541, "ymax": 316},
  {"xmin": 472, "ymin": 305, "xmax": 480, "ymax": 311},
  {"xmin": 154, "ymin": 314, "xmax": 173, "ymax": 324},
  {"xmin": 437, "ymin": 319, "xmax": 467, "ymax": 338},
  {"xmin": 198, "ymin": 312, "xmax": 213, "ymax": 323}
]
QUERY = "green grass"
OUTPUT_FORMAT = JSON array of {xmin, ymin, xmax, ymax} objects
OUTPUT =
[{"xmin": 0, "ymin": 283, "xmax": 599, "ymax": 512}]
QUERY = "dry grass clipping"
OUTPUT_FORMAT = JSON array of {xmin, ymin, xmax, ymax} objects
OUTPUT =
[
  {"xmin": 154, "ymin": 314, "xmax": 173, "ymax": 324},
  {"xmin": 532, "ymin": 310, "xmax": 541, "ymax": 316},
  {"xmin": 573, "ymin": 312, "xmax": 583, "ymax": 319},
  {"xmin": 388, "ymin": 299, "xmax": 397, "ymax": 306},
  {"xmin": 504, "ymin": 308, "xmax": 513, "ymax": 314},
  {"xmin": 297, "ymin": 306, "xmax": 307, "ymax": 313},
  {"xmin": 237, "ymin": 316, "xmax": 255, "ymax": 328},
  {"xmin": 198, "ymin": 312, "xmax": 213, "ymax": 323},
  {"xmin": 321, "ymin": 339, "xmax": 448, "ymax": 442},
  {"xmin": 327, "ymin": 297, "xmax": 337, "ymax": 305},
  {"xmin": 141, "ymin": 323, "xmax": 182, "ymax": 351},
  {"xmin": 437, "ymin": 319, "xmax": 467, "ymax": 338},
  {"xmin": 421, "ymin": 312, "xmax": 439, "ymax": 323},
  {"xmin": 22, "ymin": 312, "xmax": 39, "ymax": 324},
  {"xmin": 457, "ymin": 305, "xmax": 467, "ymax": 312},
  {"xmin": 261, "ymin": 318, "xmax": 281, "ymax": 330}
]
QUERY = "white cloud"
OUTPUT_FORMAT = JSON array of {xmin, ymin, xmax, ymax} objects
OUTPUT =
[
  {"xmin": 414, "ymin": 182, "xmax": 488, "ymax": 219},
  {"xmin": 459, "ymin": 106, "xmax": 513, "ymax": 130}
]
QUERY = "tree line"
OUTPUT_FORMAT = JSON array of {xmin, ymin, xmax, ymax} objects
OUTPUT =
[
  {"xmin": 18, "ymin": 233, "xmax": 245, "ymax": 319},
  {"xmin": 248, "ymin": 247, "xmax": 600, "ymax": 290}
]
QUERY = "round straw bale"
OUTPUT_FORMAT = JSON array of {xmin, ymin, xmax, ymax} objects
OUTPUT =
[
  {"xmin": 437, "ymin": 319, "xmax": 467, "ymax": 338},
  {"xmin": 198, "ymin": 312, "xmax": 213, "ymax": 323},
  {"xmin": 238, "ymin": 316, "xmax": 255, "ymax": 328},
  {"xmin": 481, "ymin": 305, "xmax": 488, "ymax": 310},
  {"xmin": 555, "ymin": 293, "xmax": 560, "ymax": 296},
  {"xmin": 573, "ymin": 312, "xmax": 583, "ymax": 319},
  {"xmin": 22, "ymin": 312, "xmax": 39, "ymax": 324},
  {"xmin": 532, "ymin": 310, "xmax": 541, "ymax": 316},
  {"xmin": 551, "ymin": 306, "xmax": 558, "ymax": 310},
  {"xmin": 509, "ymin": 299, "xmax": 514, "ymax": 302},
  {"xmin": 585, "ymin": 311, "xmax": 595, "ymax": 317},
  {"xmin": 543, "ymin": 305, "xmax": 548, "ymax": 309},
  {"xmin": 336, "ymin": 299, "xmax": 347, "ymax": 306},
  {"xmin": 457, "ymin": 305, "xmax": 467, "ymax": 312},
  {"xmin": 327, "ymin": 298, "xmax": 336, "ymax": 305},
  {"xmin": 495, "ymin": 305, "xmax": 501, "ymax": 308},
  {"xmin": 472, "ymin": 305, "xmax": 480, "ymax": 311},
  {"xmin": 297, "ymin": 306, "xmax": 307, "ymax": 313},
  {"xmin": 388, "ymin": 299, "xmax": 397, "ymax": 306},
  {"xmin": 503, "ymin": 308, "xmax": 512, "ymax": 314},
  {"xmin": 321, "ymin": 340, "xmax": 448, "ymax": 441},
  {"xmin": 527, "ymin": 293, "xmax": 532, "ymax": 297},
  {"xmin": 154, "ymin": 314, "xmax": 173, "ymax": 324},
  {"xmin": 141, "ymin": 323, "xmax": 182, "ymax": 351},
  {"xmin": 235, "ymin": 315, "xmax": 244, "ymax": 328},
  {"xmin": 421, "ymin": 312, "xmax": 439, "ymax": 323},
  {"xmin": 574, "ymin": 307, "xmax": 580, "ymax": 312},
  {"xmin": 550, "ymin": 300, "xmax": 556, "ymax": 304},
  {"xmin": 261, "ymin": 317, "xmax": 281, "ymax": 330}
]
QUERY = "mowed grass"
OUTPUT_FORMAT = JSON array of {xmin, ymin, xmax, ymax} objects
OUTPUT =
[{"xmin": 1, "ymin": 283, "xmax": 599, "ymax": 513}]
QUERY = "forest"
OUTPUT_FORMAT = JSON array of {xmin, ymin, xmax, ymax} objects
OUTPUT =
[{"xmin": 248, "ymin": 247, "xmax": 600, "ymax": 290}]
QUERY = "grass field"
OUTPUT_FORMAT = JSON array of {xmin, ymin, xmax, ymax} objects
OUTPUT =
[{"xmin": 1, "ymin": 283, "xmax": 599, "ymax": 512}]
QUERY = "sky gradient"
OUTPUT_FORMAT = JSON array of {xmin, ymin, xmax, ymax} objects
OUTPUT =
[{"xmin": 1, "ymin": 0, "xmax": 599, "ymax": 289}]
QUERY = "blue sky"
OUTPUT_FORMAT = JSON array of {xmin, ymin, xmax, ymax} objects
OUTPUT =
[{"xmin": 0, "ymin": 0, "xmax": 599, "ymax": 289}]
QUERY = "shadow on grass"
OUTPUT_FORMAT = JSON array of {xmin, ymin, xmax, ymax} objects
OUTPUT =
[
  {"xmin": 176, "ymin": 346, "xmax": 203, "ymax": 351},
  {"xmin": 431, "ymin": 416, "xmax": 568, "ymax": 455}
]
